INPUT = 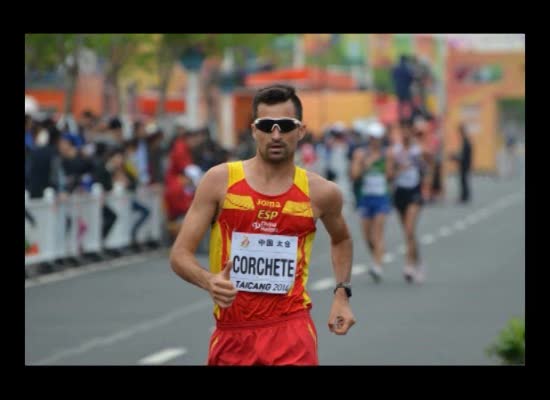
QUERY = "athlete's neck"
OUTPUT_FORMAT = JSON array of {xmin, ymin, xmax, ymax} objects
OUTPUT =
[
  {"xmin": 369, "ymin": 145, "xmax": 382, "ymax": 155},
  {"xmin": 247, "ymin": 156, "xmax": 296, "ymax": 183}
]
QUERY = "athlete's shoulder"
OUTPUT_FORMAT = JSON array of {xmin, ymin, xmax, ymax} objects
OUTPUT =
[
  {"xmin": 199, "ymin": 162, "xmax": 229, "ymax": 190},
  {"xmin": 306, "ymin": 171, "xmax": 343, "ymax": 204},
  {"xmin": 202, "ymin": 162, "xmax": 228, "ymax": 179}
]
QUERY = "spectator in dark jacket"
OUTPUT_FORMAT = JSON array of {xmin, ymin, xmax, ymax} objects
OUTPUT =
[
  {"xmin": 93, "ymin": 147, "xmax": 120, "ymax": 240},
  {"xmin": 392, "ymin": 55, "xmax": 414, "ymax": 120},
  {"xmin": 56, "ymin": 134, "xmax": 94, "ymax": 195},
  {"xmin": 452, "ymin": 123, "xmax": 473, "ymax": 204},
  {"xmin": 27, "ymin": 127, "xmax": 60, "ymax": 198}
]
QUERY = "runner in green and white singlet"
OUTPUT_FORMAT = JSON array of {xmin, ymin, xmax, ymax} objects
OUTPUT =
[{"xmin": 350, "ymin": 121, "xmax": 391, "ymax": 283}]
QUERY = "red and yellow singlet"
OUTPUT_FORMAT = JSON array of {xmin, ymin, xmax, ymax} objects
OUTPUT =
[{"xmin": 209, "ymin": 161, "xmax": 317, "ymax": 324}]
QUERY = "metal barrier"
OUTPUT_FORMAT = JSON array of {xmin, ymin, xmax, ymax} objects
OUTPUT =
[
  {"xmin": 25, "ymin": 184, "xmax": 165, "ymax": 266},
  {"xmin": 134, "ymin": 184, "xmax": 163, "ymax": 244},
  {"xmin": 25, "ymin": 189, "xmax": 57, "ymax": 266},
  {"xmin": 72, "ymin": 184, "xmax": 103, "ymax": 254},
  {"xmin": 103, "ymin": 183, "xmax": 132, "ymax": 250}
]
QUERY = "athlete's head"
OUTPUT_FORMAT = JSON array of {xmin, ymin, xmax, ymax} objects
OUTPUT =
[
  {"xmin": 399, "ymin": 118, "xmax": 414, "ymax": 145},
  {"xmin": 251, "ymin": 85, "xmax": 306, "ymax": 164}
]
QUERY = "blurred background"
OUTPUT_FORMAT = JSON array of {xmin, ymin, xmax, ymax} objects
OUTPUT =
[{"xmin": 25, "ymin": 33, "xmax": 525, "ymax": 366}]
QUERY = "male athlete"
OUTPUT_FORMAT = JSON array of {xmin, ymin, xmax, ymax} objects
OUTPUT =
[{"xmin": 170, "ymin": 84, "xmax": 355, "ymax": 365}]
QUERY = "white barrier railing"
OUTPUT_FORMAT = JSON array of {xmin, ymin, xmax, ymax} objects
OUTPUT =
[
  {"xmin": 25, "ymin": 189, "xmax": 57, "ymax": 266},
  {"xmin": 135, "ymin": 184, "xmax": 163, "ymax": 243},
  {"xmin": 25, "ymin": 184, "xmax": 165, "ymax": 266},
  {"xmin": 72, "ymin": 184, "xmax": 103, "ymax": 254},
  {"xmin": 104, "ymin": 183, "xmax": 132, "ymax": 250}
]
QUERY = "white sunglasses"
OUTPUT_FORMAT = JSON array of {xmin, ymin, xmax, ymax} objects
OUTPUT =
[{"xmin": 253, "ymin": 118, "xmax": 302, "ymax": 133}]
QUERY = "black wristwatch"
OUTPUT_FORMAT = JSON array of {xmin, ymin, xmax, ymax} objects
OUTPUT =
[{"xmin": 334, "ymin": 282, "xmax": 352, "ymax": 298}]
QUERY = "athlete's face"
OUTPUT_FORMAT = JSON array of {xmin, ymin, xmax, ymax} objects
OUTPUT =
[
  {"xmin": 369, "ymin": 137, "xmax": 383, "ymax": 149},
  {"xmin": 252, "ymin": 100, "xmax": 306, "ymax": 164},
  {"xmin": 401, "ymin": 124, "xmax": 413, "ymax": 144}
]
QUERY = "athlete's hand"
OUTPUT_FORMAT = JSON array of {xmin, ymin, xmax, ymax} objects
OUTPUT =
[
  {"xmin": 364, "ymin": 153, "xmax": 380, "ymax": 169},
  {"xmin": 328, "ymin": 295, "xmax": 356, "ymax": 335},
  {"xmin": 208, "ymin": 260, "xmax": 237, "ymax": 309}
]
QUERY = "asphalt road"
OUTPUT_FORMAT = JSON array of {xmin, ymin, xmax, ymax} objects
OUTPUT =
[{"xmin": 26, "ymin": 171, "xmax": 525, "ymax": 365}]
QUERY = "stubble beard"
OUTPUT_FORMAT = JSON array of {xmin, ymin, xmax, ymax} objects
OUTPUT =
[{"xmin": 258, "ymin": 144, "xmax": 294, "ymax": 164}]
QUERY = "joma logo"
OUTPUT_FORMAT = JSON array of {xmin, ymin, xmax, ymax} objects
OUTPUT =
[{"xmin": 256, "ymin": 199, "xmax": 281, "ymax": 208}]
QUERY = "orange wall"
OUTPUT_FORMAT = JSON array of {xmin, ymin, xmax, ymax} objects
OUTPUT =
[
  {"xmin": 445, "ymin": 89, "xmax": 499, "ymax": 174},
  {"xmin": 25, "ymin": 90, "xmax": 65, "ymax": 114},
  {"xmin": 232, "ymin": 90, "xmax": 377, "ymax": 139},
  {"xmin": 447, "ymin": 49, "xmax": 525, "ymax": 99},
  {"xmin": 298, "ymin": 91, "xmax": 375, "ymax": 135},
  {"xmin": 233, "ymin": 91, "xmax": 255, "ymax": 135},
  {"xmin": 26, "ymin": 74, "xmax": 103, "ymax": 117},
  {"xmin": 445, "ymin": 50, "xmax": 525, "ymax": 173}
]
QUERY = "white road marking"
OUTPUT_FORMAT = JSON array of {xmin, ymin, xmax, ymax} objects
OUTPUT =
[
  {"xmin": 138, "ymin": 348, "xmax": 187, "ymax": 365},
  {"xmin": 25, "ymin": 250, "xmax": 168, "ymax": 289},
  {"xmin": 454, "ymin": 221, "xmax": 466, "ymax": 231},
  {"xmin": 382, "ymin": 253, "xmax": 395, "ymax": 264},
  {"xmin": 310, "ymin": 277, "xmax": 335, "ymax": 291},
  {"xmin": 30, "ymin": 299, "xmax": 212, "ymax": 365},
  {"xmin": 28, "ymin": 190, "xmax": 525, "ymax": 365},
  {"xmin": 420, "ymin": 234, "xmax": 435, "ymax": 245},
  {"xmin": 351, "ymin": 264, "xmax": 367, "ymax": 276},
  {"xmin": 477, "ymin": 209, "xmax": 491, "ymax": 219}
]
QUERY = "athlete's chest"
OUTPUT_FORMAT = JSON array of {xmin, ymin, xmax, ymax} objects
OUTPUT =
[{"xmin": 219, "ymin": 190, "xmax": 315, "ymax": 235}]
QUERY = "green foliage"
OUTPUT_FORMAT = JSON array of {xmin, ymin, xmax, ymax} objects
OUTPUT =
[
  {"xmin": 87, "ymin": 34, "xmax": 156, "ymax": 74},
  {"xmin": 25, "ymin": 34, "xmax": 82, "ymax": 71},
  {"xmin": 486, "ymin": 317, "xmax": 525, "ymax": 365},
  {"xmin": 498, "ymin": 98, "xmax": 525, "ymax": 123},
  {"xmin": 373, "ymin": 67, "xmax": 394, "ymax": 94}
]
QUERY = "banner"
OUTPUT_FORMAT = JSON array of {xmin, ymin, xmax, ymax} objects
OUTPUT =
[{"xmin": 340, "ymin": 34, "xmax": 365, "ymax": 65}]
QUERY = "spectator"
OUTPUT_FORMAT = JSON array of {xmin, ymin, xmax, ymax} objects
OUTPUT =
[
  {"xmin": 93, "ymin": 147, "xmax": 119, "ymax": 240},
  {"xmin": 164, "ymin": 117, "xmax": 195, "ymax": 238},
  {"xmin": 452, "ymin": 123, "xmax": 473, "ymax": 204},
  {"xmin": 27, "ymin": 126, "xmax": 60, "ymax": 199},
  {"xmin": 56, "ymin": 134, "xmax": 94, "ymax": 195},
  {"xmin": 123, "ymin": 140, "xmax": 151, "ymax": 248},
  {"xmin": 145, "ymin": 124, "xmax": 166, "ymax": 184},
  {"xmin": 392, "ymin": 55, "xmax": 414, "ymax": 121}
]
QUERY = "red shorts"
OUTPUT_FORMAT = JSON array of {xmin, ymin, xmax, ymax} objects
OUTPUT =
[{"xmin": 207, "ymin": 310, "xmax": 318, "ymax": 366}]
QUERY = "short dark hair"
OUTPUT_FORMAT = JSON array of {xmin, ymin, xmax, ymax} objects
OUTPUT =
[
  {"xmin": 109, "ymin": 117, "xmax": 122, "ymax": 130},
  {"xmin": 399, "ymin": 118, "xmax": 413, "ymax": 128},
  {"xmin": 252, "ymin": 84, "xmax": 303, "ymax": 121}
]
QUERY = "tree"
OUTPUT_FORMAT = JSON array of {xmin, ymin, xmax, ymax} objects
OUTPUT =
[
  {"xmin": 199, "ymin": 34, "xmax": 280, "ymax": 130},
  {"xmin": 87, "ymin": 34, "xmax": 156, "ymax": 116},
  {"xmin": 152, "ymin": 34, "xmax": 278, "ymax": 120},
  {"xmin": 153, "ymin": 34, "xmax": 216, "ymax": 118},
  {"xmin": 25, "ymin": 34, "xmax": 85, "ymax": 116}
]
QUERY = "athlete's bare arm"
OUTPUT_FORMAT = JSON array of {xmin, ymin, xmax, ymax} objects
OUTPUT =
[
  {"xmin": 421, "ymin": 149, "xmax": 435, "ymax": 189},
  {"xmin": 170, "ymin": 164, "xmax": 237, "ymax": 308},
  {"xmin": 309, "ymin": 173, "xmax": 356, "ymax": 335},
  {"xmin": 386, "ymin": 150, "xmax": 395, "ymax": 182},
  {"xmin": 350, "ymin": 148, "xmax": 366, "ymax": 181}
]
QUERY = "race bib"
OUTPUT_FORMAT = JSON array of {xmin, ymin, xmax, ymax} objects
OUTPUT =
[
  {"xmin": 396, "ymin": 167, "xmax": 420, "ymax": 188},
  {"xmin": 230, "ymin": 231, "xmax": 298, "ymax": 294},
  {"xmin": 363, "ymin": 174, "xmax": 387, "ymax": 195}
]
